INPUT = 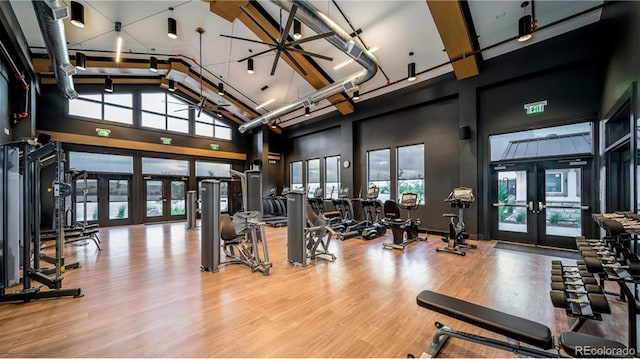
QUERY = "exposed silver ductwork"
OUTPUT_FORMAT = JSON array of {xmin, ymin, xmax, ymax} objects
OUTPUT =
[
  {"xmin": 238, "ymin": 0, "xmax": 379, "ymax": 133},
  {"xmin": 32, "ymin": 0, "xmax": 78, "ymax": 99}
]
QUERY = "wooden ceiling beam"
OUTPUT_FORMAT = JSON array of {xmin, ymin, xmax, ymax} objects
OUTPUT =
[
  {"xmin": 426, "ymin": 0, "xmax": 479, "ymax": 80},
  {"xmin": 204, "ymin": 0, "xmax": 354, "ymax": 115}
]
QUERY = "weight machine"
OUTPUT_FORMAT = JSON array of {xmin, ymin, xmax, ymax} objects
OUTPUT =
[{"xmin": 1, "ymin": 141, "xmax": 82, "ymax": 302}]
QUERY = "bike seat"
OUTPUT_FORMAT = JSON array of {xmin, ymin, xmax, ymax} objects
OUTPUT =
[{"xmin": 443, "ymin": 213, "xmax": 458, "ymax": 218}]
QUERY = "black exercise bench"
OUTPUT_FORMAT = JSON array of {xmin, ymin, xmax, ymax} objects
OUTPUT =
[{"xmin": 415, "ymin": 290, "xmax": 629, "ymax": 358}]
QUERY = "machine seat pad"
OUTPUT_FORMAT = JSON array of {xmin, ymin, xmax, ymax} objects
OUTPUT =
[
  {"xmin": 442, "ymin": 213, "xmax": 458, "ymax": 218},
  {"xmin": 416, "ymin": 290, "xmax": 553, "ymax": 350},
  {"xmin": 560, "ymin": 331, "xmax": 629, "ymax": 358},
  {"xmin": 323, "ymin": 211, "xmax": 342, "ymax": 219}
]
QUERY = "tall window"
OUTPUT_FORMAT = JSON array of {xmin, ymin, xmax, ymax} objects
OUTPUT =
[
  {"xmin": 68, "ymin": 93, "xmax": 133, "ymax": 124},
  {"xmin": 325, "ymin": 156, "xmax": 340, "ymax": 199},
  {"xmin": 367, "ymin": 149, "xmax": 390, "ymax": 201},
  {"xmin": 195, "ymin": 112, "xmax": 232, "ymax": 140},
  {"xmin": 290, "ymin": 161, "xmax": 303, "ymax": 191},
  {"xmin": 141, "ymin": 93, "xmax": 189, "ymax": 133},
  {"xmin": 307, "ymin": 159, "xmax": 320, "ymax": 197},
  {"xmin": 397, "ymin": 144, "xmax": 425, "ymax": 204}
]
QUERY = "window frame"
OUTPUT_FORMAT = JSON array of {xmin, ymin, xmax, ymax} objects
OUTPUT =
[
  {"xmin": 396, "ymin": 143, "xmax": 425, "ymax": 204},
  {"xmin": 367, "ymin": 148, "xmax": 391, "ymax": 202},
  {"xmin": 68, "ymin": 92, "xmax": 134, "ymax": 125}
]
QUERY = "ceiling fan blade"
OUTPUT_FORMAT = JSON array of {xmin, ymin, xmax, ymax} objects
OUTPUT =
[
  {"xmin": 237, "ymin": 47, "xmax": 277, "ymax": 62},
  {"xmin": 174, "ymin": 108, "xmax": 191, "ymax": 112},
  {"xmin": 287, "ymin": 47, "xmax": 333, "ymax": 61},
  {"xmin": 289, "ymin": 31, "xmax": 334, "ymax": 46},
  {"xmin": 282, "ymin": 50, "xmax": 307, "ymax": 76},
  {"xmin": 270, "ymin": 49, "xmax": 282, "ymax": 76},
  {"xmin": 197, "ymin": 106, "xmax": 203, "ymax": 118},
  {"xmin": 219, "ymin": 34, "xmax": 274, "ymax": 47},
  {"xmin": 280, "ymin": 4, "xmax": 297, "ymax": 47},
  {"xmin": 238, "ymin": 6, "xmax": 280, "ymax": 45}
]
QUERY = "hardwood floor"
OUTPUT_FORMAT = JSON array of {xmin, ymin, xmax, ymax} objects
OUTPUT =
[{"xmin": 0, "ymin": 223, "xmax": 630, "ymax": 357}]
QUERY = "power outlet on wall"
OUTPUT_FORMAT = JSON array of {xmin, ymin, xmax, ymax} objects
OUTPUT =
[{"xmin": 3, "ymin": 128, "xmax": 9, "ymax": 135}]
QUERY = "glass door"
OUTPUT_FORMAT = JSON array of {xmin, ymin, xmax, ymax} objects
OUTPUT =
[
  {"xmin": 75, "ymin": 175, "xmax": 132, "ymax": 226},
  {"xmin": 491, "ymin": 160, "xmax": 593, "ymax": 248},
  {"xmin": 491, "ymin": 164, "xmax": 535, "ymax": 245},
  {"xmin": 144, "ymin": 178, "xmax": 187, "ymax": 222}
]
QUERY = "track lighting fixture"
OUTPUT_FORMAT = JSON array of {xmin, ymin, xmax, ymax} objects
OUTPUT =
[
  {"xmin": 75, "ymin": 52, "xmax": 86, "ymax": 71},
  {"xmin": 218, "ymin": 82, "xmax": 224, "ymax": 96},
  {"xmin": 304, "ymin": 107, "xmax": 310, "ymax": 117},
  {"xmin": 168, "ymin": 80, "xmax": 175, "ymax": 92},
  {"xmin": 353, "ymin": 90, "xmax": 359, "ymax": 100},
  {"xmin": 247, "ymin": 58, "xmax": 255, "ymax": 74},
  {"xmin": 167, "ymin": 8, "xmax": 178, "ymax": 39},
  {"xmin": 104, "ymin": 77, "xmax": 113, "ymax": 93},
  {"xmin": 70, "ymin": 1, "xmax": 85, "ymax": 28},
  {"xmin": 293, "ymin": 19, "xmax": 302, "ymax": 40},
  {"xmin": 149, "ymin": 56, "xmax": 158, "ymax": 72}
]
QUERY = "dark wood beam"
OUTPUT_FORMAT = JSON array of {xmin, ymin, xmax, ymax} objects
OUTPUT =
[{"xmin": 204, "ymin": 0, "xmax": 354, "ymax": 115}]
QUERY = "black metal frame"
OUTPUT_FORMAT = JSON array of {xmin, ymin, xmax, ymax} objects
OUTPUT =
[{"xmin": 1, "ymin": 141, "xmax": 82, "ymax": 303}]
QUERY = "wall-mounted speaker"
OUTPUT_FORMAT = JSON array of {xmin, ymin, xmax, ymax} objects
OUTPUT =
[{"xmin": 459, "ymin": 126, "xmax": 471, "ymax": 140}]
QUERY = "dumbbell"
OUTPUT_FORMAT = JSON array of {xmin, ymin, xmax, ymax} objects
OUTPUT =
[
  {"xmin": 550, "ymin": 270, "xmax": 593, "ymax": 280},
  {"xmin": 550, "ymin": 281, "xmax": 603, "ymax": 294},
  {"xmin": 580, "ymin": 249, "xmax": 617, "ymax": 262},
  {"xmin": 551, "ymin": 275, "xmax": 598, "ymax": 286},
  {"xmin": 549, "ymin": 290, "xmax": 611, "ymax": 314},
  {"xmin": 584, "ymin": 256, "xmax": 640, "ymax": 275}
]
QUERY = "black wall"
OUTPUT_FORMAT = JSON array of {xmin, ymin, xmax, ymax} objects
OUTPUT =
[
  {"xmin": 354, "ymin": 96, "xmax": 460, "ymax": 231},
  {"xmin": 282, "ymin": 19, "xmax": 609, "ymax": 238}
]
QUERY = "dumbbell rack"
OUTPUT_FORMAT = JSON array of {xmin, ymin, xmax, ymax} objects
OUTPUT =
[
  {"xmin": 575, "ymin": 235, "xmax": 640, "ymax": 353},
  {"xmin": 550, "ymin": 260, "xmax": 611, "ymax": 331}
]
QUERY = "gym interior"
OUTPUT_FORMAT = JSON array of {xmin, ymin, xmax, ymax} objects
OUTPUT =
[{"xmin": 0, "ymin": 0, "xmax": 639, "ymax": 357}]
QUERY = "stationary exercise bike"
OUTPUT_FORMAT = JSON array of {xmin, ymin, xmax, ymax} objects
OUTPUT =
[
  {"xmin": 436, "ymin": 187, "xmax": 476, "ymax": 256},
  {"xmin": 383, "ymin": 192, "xmax": 425, "ymax": 250}
]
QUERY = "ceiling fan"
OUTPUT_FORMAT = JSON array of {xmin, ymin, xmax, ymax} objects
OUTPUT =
[
  {"xmin": 174, "ymin": 27, "xmax": 230, "ymax": 118},
  {"xmin": 220, "ymin": 4, "xmax": 334, "ymax": 76}
]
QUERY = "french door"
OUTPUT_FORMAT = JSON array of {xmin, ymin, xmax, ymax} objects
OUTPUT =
[
  {"xmin": 75, "ymin": 175, "xmax": 132, "ymax": 227},
  {"xmin": 143, "ymin": 177, "xmax": 187, "ymax": 222},
  {"xmin": 491, "ymin": 159, "xmax": 593, "ymax": 249}
]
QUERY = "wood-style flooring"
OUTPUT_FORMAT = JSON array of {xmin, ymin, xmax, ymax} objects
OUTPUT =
[{"xmin": 0, "ymin": 223, "xmax": 630, "ymax": 357}]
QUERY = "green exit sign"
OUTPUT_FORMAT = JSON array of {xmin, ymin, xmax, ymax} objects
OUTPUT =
[
  {"xmin": 210, "ymin": 144, "xmax": 220, "ymax": 150},
  {"xmin": 524, "ymin": 100, "xmax": 547, "ymax": 115},
  {"xmin": 96, "ymin": 128, "xmax": 111, "ymax": 137},
  {"xmin": 161, "ymin": 137, "xmax": 172, "ymax": 145}
]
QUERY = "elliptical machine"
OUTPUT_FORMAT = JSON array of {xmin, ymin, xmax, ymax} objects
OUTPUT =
[{"xmin": 436, "ymin": 187, "xmax": 476, "ymax": 256}]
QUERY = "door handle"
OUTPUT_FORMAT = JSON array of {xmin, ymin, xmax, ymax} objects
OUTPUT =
[
  {"xmin": 528, "ymin": 201, "xmax": 534, "ymax": 211},
  {"xmin": 539, "ymin": 201, "xmax": 545, "ymax": 210},
  {"xmin": 163, "ymin": 198, "xmax": 167, "ymax": 202}
]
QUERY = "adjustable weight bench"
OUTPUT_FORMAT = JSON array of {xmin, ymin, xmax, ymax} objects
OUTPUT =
[{"xmin": 415, "ymin": 290, "xmax": 629, "ymax": 358}]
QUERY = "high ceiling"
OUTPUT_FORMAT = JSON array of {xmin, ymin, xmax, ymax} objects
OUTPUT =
[{"xmin": 9, "ymin": 0, "xmax": 603, "ymax": 129}]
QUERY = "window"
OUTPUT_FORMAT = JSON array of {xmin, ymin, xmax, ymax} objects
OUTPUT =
[
  {"xmin": 367, "ymin": 149, "xmax": 390, "ymax": 202},
  {"xmin": 306, "ymin": 159, "xmax": 320, "ymax": 197},
  {"xmin": 69, "ymin": 152, "xmax": 133, "ymax": 173},
  {"xmin": 290, "ymin": 161, "xmax": 303, "ymax": 191},
  {"xmin": 75, "ymin": 178, "xmax": 98, "ymax": 222},
  {"xmin": 397, "ymin": 144, "xmax": 425, "ymax": 204},
  {"xmin": 141, "ymin": 93, "xmax": 189, "ymax": 133},
  {"xmin": 194, "ymin": 112, "xmax": 233, "ymax": 140},
  {"xmin": 108, "ymin": 180, "xmax": 129, "ymax": 219},
  {"xmin": 142, "ymin": 157, "xmax": 189, "ymax": 176},
  {"xmin": 324, "ymin": 156, "xmax": 340, "ymax": 199},
  {"xmin": 68, "ymin": 93, "xmax": 133, "ymax": 124},
  {"xmin": 546, "ymin": 172, "xmax": 564, "ymax": 194},
  {"xmin": 490, "ymin": 122, "xmax": 592, "ymax": 162},
  {"xmin": 195, "ymin": 161, "xmax": 231, "ymax": 177}
]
